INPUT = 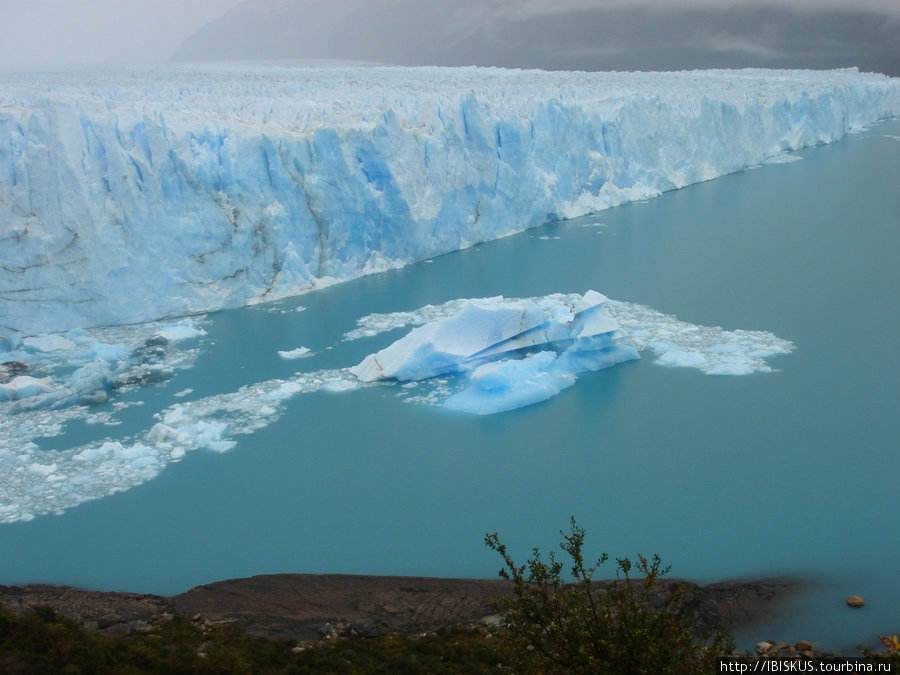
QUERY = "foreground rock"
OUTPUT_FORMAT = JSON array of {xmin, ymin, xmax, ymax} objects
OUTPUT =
[{"xmin": 0, "ymin": 574, "xmax": 793, "ymax": 642}]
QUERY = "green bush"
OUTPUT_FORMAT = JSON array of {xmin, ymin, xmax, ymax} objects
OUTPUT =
[
  {"xmin": 859, "ymin": 635, "xmax": 900, "ymax": 671},
  {"xmin": 485, "ymin": 517, "xmax": 735, "ymax": 674}
]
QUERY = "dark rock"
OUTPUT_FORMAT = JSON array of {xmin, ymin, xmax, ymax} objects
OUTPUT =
[
  {"xmin": 0, "ymin": 573, "xmax": 796, "ymax": 644},
  {"xmin": 123, "ymin": 369, "xmax": 171, "ymax": 386},
  {"xmin": 99, "ymin": 621, "xmax": 135, "ymax": 636},
  {"xmin": 143, "ymin": 336, "xmax": 169, "ymax": 348},
  {"xmin": 480, "ymin": 613, "xmax": 503, "ymax": 627},
  {"xmin": 350, "ymin": 617, "xmax": 391, "ymax": 638},
  {"xmin": 0, "ymin": 584, "xmax": 173, "ymax": 629},
  {"xmin": 80, "ymin": 389, "xmax": 108, "ymax": 405},
  {"xmin": 0, "ymin": 361, "xmax": 29, "ymax": 383},
  {"xmin": 98, "ymin": 613, "xmax": 121, "ymax": 629}
]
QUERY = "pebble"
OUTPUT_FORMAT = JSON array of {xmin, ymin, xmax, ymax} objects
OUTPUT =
[{"xmin": 846, "ymin": 595, "xmax": 865, "ymax": 608}]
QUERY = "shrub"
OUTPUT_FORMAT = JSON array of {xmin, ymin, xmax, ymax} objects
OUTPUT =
[
  {"xmin": 485, "ymin": 517, "xmax": 734, "ymax": 674},
  {"xmin": 859, "ymin": 634, "xmax": 900, "ymax": 670}
]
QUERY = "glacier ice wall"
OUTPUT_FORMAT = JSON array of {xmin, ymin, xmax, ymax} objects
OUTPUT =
[{"xmin": 2, "ymin": 65, "xmax": 899, "ymax": 338}]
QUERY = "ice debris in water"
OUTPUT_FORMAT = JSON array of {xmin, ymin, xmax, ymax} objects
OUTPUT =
[
  {"xmin": 0, "ymin": 291, "xmax": 793, "ymax": 524},
  {"xmin": 0, "ymin": 364, "xmax": 359, "ymax": 524},
  {"xmin": 604, "ymin": 300, "xmax": 794, "ymax": 375},
  {"xmin": 0, "ymin": 318, "xmax": 208, "ymax": 413}
]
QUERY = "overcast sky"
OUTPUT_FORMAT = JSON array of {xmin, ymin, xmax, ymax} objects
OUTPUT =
[
  {"xmin": 0, "ymin": 0, "xmax": 243, "ymax": 73},
  {"xmin": 1, "ymin": 0, "xmax": 898, "ymax": 75}
]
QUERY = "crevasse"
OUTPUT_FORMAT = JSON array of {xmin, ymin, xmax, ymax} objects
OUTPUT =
[{"xmin": 1, "ymin": 65, "xmax": 898, "ymax": 339}]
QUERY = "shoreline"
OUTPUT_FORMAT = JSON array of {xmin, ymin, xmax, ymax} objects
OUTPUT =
[{"xmin": 1, "ymin": 572, "xmax": 795, "ymax": 643}]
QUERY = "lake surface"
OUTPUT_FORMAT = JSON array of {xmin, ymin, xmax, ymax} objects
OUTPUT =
[{"xmin": 1, "ymin": 118, "xmax": 898, "ymax": 651}]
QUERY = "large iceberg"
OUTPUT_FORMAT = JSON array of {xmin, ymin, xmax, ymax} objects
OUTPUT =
[
  {"xmin": 350, "ymin": 290, "xmax": 639, "ymax": 414},
  {"xmin": 1, "ymin": 65, "xmax": 899, "ymax": 339}
]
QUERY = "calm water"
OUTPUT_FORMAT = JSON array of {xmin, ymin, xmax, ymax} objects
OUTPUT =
[{"xmin": 2, "ymin": 119, "xmax": 898, "ymax": 650}]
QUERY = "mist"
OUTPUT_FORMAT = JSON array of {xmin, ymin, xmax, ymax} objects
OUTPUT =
[
  {"xmin": 2, "ymin": 0, "xmax": 898, "ymax": 76},
  {"xmin": 171, "ymin": 0, "xmax": 900, "ymax": 77},
  {"xmin": 174, "ymin": 0, "xmax": 900, "ymax": 75}
]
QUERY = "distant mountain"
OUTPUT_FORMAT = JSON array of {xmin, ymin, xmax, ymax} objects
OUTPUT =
[{"xmin": 173, "ymin": 0, "xmax": 900, "ymax": 76}]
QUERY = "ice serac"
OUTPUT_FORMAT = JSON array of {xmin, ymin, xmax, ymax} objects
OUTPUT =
[
  {"xmin": 350, "ymin": 290, "xmax": 639, "ymax": 414},
  {"xmin": 2, "ymin": 66, "xmax": 899, "ymax": 338}
]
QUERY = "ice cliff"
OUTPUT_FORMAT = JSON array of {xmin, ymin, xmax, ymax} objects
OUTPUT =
[{"xmin": 2, "ymin": 65, "xmax": 899, "ymax": 339}]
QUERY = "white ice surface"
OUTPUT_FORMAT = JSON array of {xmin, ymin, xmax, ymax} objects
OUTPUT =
[
  {"xmin": 0, "ymin": 375, "xmax": 53, "ymax": 401},
  {"xmin": 2, "ymin": 65, "xmax": 898, "ymax": 339},
  {"xmin": 277, "ymin": 346, "xmax": 313, "ymax": 359}
]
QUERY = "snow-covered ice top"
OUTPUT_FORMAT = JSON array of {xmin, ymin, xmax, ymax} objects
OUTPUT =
[{"xmin": 1, "ymin": 65, "xmax": 898, "ymax": 338}]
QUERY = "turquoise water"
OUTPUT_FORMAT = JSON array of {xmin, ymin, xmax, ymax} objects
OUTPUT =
[{"xmin": 1, "ymin": 119, "xmax": 898, "ymax": 651}]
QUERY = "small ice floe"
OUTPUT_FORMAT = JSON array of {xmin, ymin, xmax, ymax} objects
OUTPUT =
[{"xmin": 278, "ymin": 347, "xmax": 313, "ymax": 360}]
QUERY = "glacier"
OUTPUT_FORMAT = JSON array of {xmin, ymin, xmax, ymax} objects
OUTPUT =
[{"xmin": 1, "ymin": 65, "xmax": 899, "ymax": 341}]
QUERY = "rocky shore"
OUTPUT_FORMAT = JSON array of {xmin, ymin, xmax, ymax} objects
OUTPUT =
[{"xmin": 0, "ymin": 573, "xmax": 793, "ymax": 643}]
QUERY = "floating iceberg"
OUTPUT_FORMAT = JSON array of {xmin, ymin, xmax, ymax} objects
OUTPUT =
[
  {"xmin": 351, "ymin": 291, "xmax": 640, "ymax": 414},
  {"xmin": 0, "ymin": 375, "xmax": 53, "ymax": 402},
  {"xmin": 278, "ymin": 346, "xmax": 313, "ymax": 360},
  {"xmin": 1, "ymin": 65, "xmax": 898, "ymax": 339},
  {"xmin": 348, "ymin": 290, "xmax": 795, "ymax": 413}
]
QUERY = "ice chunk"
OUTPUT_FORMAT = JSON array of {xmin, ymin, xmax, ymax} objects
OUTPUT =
[
  {"xmin": 351, "ymin": 291, "xmax": 638, "ymax": 413},
  {"xmin": 351, "ymin": 291, "xmax": 618, "ymax": 383},
  {"xmin": 0, "ymin": 375, "xmax": 53, "ymax": 401},
  {"xmin": 89, "ymin": 342, "xmax": 130, "ymax": 363},
  {"xmin": 320, "ymin": 379, "xmax": 360, "ymax": 393},
  {"xmin": 153, "ymin": 321, "xmax": 207, "ymax": 342},
  {"xmin": 654, "ymin": 348, "xmax": 709, "ymax": 369},
  {"xmin": 263, "ymin": 382, "xmax": 307, "ymax": 401},
  {"xmin": 278, "ymin": 347, "xmax": 313, "ymax": 359},
  {"xmin": 28, "ymin": 462, "xmax": 58, "ymax": 476},
  {"xmin": 23, "ymin": 336, "xmax": 76, "ymax": 353},
  {"xmin": 350, "ymin": 298, "xmax": 549, "ymax": 382},
  {"xmin": 445, "ymin": 352, "xmax": 576, "ymax": 415}
]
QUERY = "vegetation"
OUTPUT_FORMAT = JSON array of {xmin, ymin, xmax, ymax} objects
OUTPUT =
[
  {"xmin": 0, "ymin": 604, "xmax": 302, "ymax": 674},
  {"xmin": 860, "ymin": 634, "xmax": 900, "ymax": 670},
  {"xmin": 484, "ymin": 517, "xmax": 735, "ymax": 674},
  {"xmin": 0, "ymin": 603, "xmax": 505, "ymax": 674}
]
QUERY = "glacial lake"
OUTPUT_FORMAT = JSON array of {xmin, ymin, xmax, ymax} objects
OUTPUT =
[{"xmin": 2, "ymin": 118, "xmax": 898, "ymax": 651}]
